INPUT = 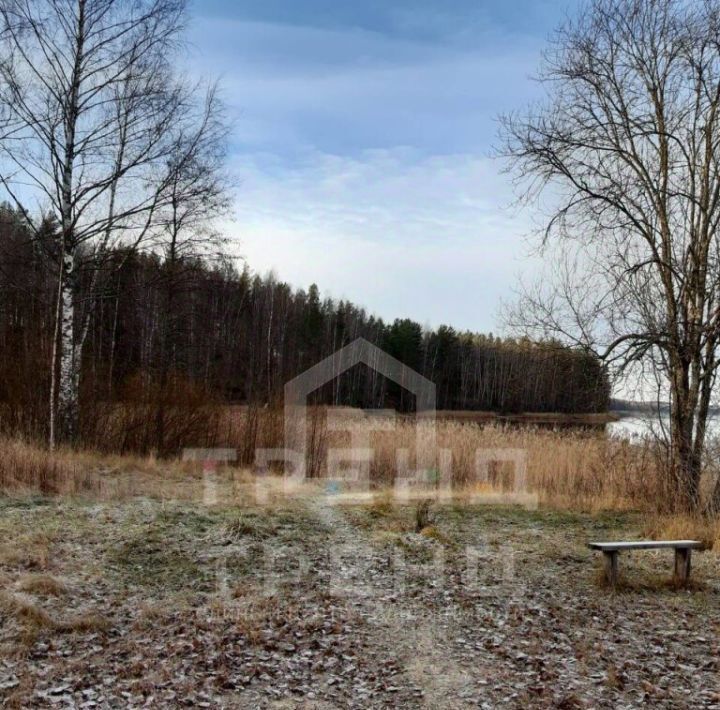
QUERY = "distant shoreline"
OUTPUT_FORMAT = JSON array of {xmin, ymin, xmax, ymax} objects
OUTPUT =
[{"xmin": 610, "ymin": 399, "xmax": 720, "ymax": 416}]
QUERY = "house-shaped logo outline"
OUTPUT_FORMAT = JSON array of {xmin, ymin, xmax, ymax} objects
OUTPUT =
[{"xmin": 284, "ymin": 338, "xmax": 436, "ymax": 479}]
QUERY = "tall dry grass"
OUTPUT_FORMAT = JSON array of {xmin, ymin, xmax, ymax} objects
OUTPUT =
[
  {"xmin": 218, "ymin": 407, "xmax": 665, "ymax": 511},
  {"xmin": 0, "ymin": 406, "xmax": 708, "ymax": 517},
  {"xmin": 0, "ymin": 438, "xmax": 98, "ymax": 496},
  {"xmin": 0, "ymin": 438, "xmax": 198, "ymax": 500}
]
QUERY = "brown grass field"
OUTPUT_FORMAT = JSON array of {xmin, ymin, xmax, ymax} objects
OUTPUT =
[{"xmin": 0, "ymin": 410, "xmax": 671, "ymax": 505}]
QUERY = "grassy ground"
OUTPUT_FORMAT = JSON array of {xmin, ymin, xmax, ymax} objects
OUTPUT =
[{"xmin": 1, "ymin": 492, "xmax": 719, "ymax": 708}]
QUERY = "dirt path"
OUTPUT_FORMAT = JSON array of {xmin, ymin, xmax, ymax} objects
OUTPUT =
[{"xmin": 304, "ymin": 497, "xmax": 481, "ymax": 708}]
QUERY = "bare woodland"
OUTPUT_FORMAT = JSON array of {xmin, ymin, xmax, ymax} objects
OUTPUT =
[
  {"xmin": 3, "ymin": 0, "xmax": 720, "ymax": 517},
  {"xmin": 0, "ymin": 206, "xmax": 610, "ymax": 453},
  {"xmin": 0, "ymin": 2, "xmax": 612, "ymax": 461},
  {"xmin": 4, "ymin": 3, "xmax": 720, "ymax": 706},
  {"xmin": 0, "ymin": 0, "xmax": 228, "ymax": 446}
]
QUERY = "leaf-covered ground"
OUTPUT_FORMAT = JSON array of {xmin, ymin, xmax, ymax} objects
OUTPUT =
[{"xmin": 0, "ymin": 496, "xmax": 719, "ymax": 708}]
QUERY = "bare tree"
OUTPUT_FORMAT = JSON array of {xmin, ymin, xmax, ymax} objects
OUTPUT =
[
  {"xmin": 152, "ymin": 85, "xmax": 231, "ymax": 455},
  {"xmin": 0, "ymin": 0, "xmax": 224, "ymax": 445},
  {"xmin": 501, "ymin": 0, "xmax": 720, "ymax": 511}
]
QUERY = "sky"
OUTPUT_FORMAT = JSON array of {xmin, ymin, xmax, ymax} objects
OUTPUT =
[{"xmin": 187, "ymin": 0, "xmax": 573, "ymax": 333}]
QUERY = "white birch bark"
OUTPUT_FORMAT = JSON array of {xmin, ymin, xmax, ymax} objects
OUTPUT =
[{"xmin": 57, "ymin": 252, "xmax": 79, "ymax": 442}]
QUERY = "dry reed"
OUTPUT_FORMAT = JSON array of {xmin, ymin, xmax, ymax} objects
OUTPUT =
[{"xmin": 0, "ymin": 407, "xmax": 713, "ymax": 516}]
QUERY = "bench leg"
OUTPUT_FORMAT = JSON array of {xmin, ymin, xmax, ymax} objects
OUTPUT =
[
  {"xmin": 603, "ymin": 551, "xmax": 619, "ymax": 587},
  {"xmin": 674, "ymin": 548, "xmax": 692, "ymax": 585}
]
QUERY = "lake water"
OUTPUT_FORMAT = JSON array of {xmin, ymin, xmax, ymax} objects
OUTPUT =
[{"xmin": 608, "ymin": 412, "xmax": 720, "ymax": 440}]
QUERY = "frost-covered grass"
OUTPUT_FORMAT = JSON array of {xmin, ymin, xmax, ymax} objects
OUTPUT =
[{"xmin": 0, "ymin": 495, "xmax": 719, "ymax": 707}]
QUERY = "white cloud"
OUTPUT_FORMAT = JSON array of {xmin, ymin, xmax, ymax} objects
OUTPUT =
[
  {"xmin": 226, "ymin": 148, "xmax": 539, "ymax": 332},
  {"xmin": 184, "ymin": 9, "xmax": 550, "ymax": 333}
]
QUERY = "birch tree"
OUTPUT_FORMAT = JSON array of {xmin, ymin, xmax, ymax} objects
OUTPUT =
[
  {"xmin": 501, "ymin": 0, "xmax": 720, "ymax": 511},
  {"xmin": 0, "ymin": 0, "xmax": 204, "ymax": 445}
]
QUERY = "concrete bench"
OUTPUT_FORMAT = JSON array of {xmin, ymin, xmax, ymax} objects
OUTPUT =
[{"xmin": 588, "ymin": 540, "xmax": 704, "ymax": 587}]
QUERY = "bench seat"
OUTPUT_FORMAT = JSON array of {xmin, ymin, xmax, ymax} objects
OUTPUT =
[
  {"xmin": 588, "ymin": 540, "xmax": 703, "ymax": 552},
  {"xmin": 588, "ymin": 540, "xmax": 704, "ymax": 587}
]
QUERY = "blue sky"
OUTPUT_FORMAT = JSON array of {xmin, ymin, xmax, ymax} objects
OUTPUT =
[{"xmin": 188, "ymin": 0, "xmax": 573, "ymax": 333}]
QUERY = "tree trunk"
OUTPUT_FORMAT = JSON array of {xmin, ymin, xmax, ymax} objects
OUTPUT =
[
  {"xmin": 669, "ymin": 367, "xmax": 702, "ymax": 513},
  {"xmin": 49, "ymin": 268, "xmax": 63, "ymax": 450},
  {"xmin": 155, "ymin": 230, "xmax": 179, "ymax": 457},
  {"xmin": 56, "ymin": 251, "xmax": 79, "ymax": 445},
  {"xmin": 54, "ymin": 0, "xmax": 84, "ymax": 447},
  {"xmin": 671, "ymin": 435, "xmax": 702, "ymax": 513}
]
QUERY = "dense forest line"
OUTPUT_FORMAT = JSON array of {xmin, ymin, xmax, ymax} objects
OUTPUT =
[{"xmin": 0, "ymin": 204, "xmax": 610, "ymax": 443}]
